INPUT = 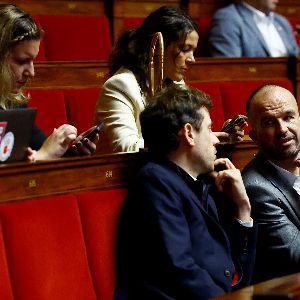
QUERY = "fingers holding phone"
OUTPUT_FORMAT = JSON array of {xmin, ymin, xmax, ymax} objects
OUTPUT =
[{"xmin": 65, "ymin": 122, "xmax": 104, "ymax": 156}]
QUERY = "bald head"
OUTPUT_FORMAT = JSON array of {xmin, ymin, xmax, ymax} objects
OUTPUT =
[
  {"xmin": 246, "ymin": 84, "xmax": 300, "ymax": 164},
  {"xmin": 247, "ymin": 84, "xmax": 298, "ymax": 126}
]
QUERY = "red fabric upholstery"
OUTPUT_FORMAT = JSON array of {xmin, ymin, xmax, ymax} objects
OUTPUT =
[
  {"xmin": 197, "ymin": 17, "xmax": 212, "ymax": 56},
  {"xmin": 27, "ymin": 89, "xmax": 68, "ymax": 136},
  {"xmin": 64, "ymin": 87, "xmax": 100, "ymax": 133},
  {"xmin": 219, "ymin": 79, "xmax": 293, "ymax": 134},
  {"xmin": 123, "ymin": 17, "xmax": 144, "ymax": 29},
  {"xmin": 77, "ymin": 189, "xmax": 128, "ymax": 300},
  {"xmin": 0, "ymin": 195, "xmax": 97, "ymax": 300},
  {"xmin": 39, "ymin": 15, "xmax": 112, "ymax": 61},
  {"xmin": 0, "ymin": 221, "xmax": 14, "ymax": 300},
  {"xmin": 188, "ymin": 82, "xmax": 225, "ymax": 131},
  {"xmin": 33, "ymin": 16, "xmax": 46, "ymax": 62}
]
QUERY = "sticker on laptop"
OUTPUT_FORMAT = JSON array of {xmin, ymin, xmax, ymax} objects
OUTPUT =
[
  {"xmin": 0, "ymin": 132, "xmax": 14, "ymax": 161},
  {"xmin": 0, "ymin": 122, "xmax": 7, "ymax": 144}
]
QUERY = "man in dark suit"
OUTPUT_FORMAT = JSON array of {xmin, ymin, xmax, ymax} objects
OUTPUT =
[
  {"xmin": 114, "ymin": 84, "xmax": 257, "ymax": 300},
  {"xmin": 208, "ymin": 0, "xmax": 299, "ymax": 57},
  {"xmin": 243, "ymin": 84, "xmax": 300, "ymax": 283}
]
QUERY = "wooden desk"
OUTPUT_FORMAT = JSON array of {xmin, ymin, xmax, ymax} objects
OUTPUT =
[
  {"xmin": 31, "ymin": 61, "xmax": 109, "ymax": 89},
  {"xmin": 212, "ymin": 272, "xmax": 300, "ymax": 300},
  {"xmin": 1, "ymin": 140, "xmax": 256, "ymax": 202}
]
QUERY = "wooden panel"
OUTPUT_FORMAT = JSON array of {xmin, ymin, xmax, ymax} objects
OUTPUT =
[
  {"xmin": 276, "ymin": 0, "xmax": 300, "ymax": 18},
  {"xmin": 0, "ymin": 140, "xmax": 257, "ymax": 203},
  {"xmin": 113, "ymin": 0, "xmax": 180, "ymax": 42},
  {"xmin": 1, "ymin": 0, "xmax": 106, "ymax": 16},
  {"xmin": 31, "ymin": 61, "xmax": 109, "ymax": 89},
  {"xmin": 0, "ymin": 152, "xmax": 142, "ymax": 202},
  {"xmin": 186, "ymin": 57, "xmax": 290, "ymax": 82},
  {"xmin": 188, "ymin": 0, "xmax": 231, "ymax": 18},
  {"xmin": 212, "ymin": 272, "xmax": 300, "ymax": 300}
]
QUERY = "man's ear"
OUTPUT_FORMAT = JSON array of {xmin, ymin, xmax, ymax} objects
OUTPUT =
[
  {"xmin": 181, "ymin": 123, "xmax": 195, "ymax": 146},
  {"xmin": 249, "ymin": 129, "xmax": 257, "ymax": 142}
]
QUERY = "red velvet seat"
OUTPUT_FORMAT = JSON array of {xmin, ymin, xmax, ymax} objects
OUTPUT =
[
  {"xmin": 77, "ymin": 189, "xmax": 128, "ymax": 300},
  {"xmin": 0, "ymin": 195, "xmax": 97, "ymax": 300},
  {"xmin": 188, "ymin": 82, "xmax": 225, "ymax": 131},
  {"xmin": 39, "ymin": 15, "xmax": 112, "ymax": 61},
  {"xmin": 123, "ymin": 17, "xmax": 144, "ymax": 29},
  {"xmin": 64, "ymin": 87, "xmax": 101, "ymax": 133},
  {"xmin": 219, "ymin": 79, "xmax": 293, "ymax": 134},
  {"xmin": 27, "ymin": 89, "xmax": 68, "ymax": 136},
  {"xmin": 33, "ymin": 16, "xmax": 46, "ymax": 62},
  {"xmin": 197, "ymin": 16, "xmax": 212, "ymax": 56}
]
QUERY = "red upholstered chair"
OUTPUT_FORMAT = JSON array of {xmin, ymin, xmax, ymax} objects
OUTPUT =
[
  {"xmin": 0, "ymin": 195, "xmax": 97, "ymax": 300},
  {"xmin": 39, "ymin": 15, "xmax": 112, "ymax": 61},
  {"xmin": 188, "ymin": 82, "xmax": 225, "ymax": 131},
  {"xmin": 64, "ymin": 87, "xmax": 101, "ymax": 133},
  {"xmin": 0, "ymin": 222, "xmax": 14, "ymax": 300},
  {"xmin": 219, "ymin": 79, "xmax": 293, "ymax": 134},
  {"xmin": 196, "ymin": 16, "xmax": 213, "ymax": 56},
  {"xmin": 33, "ymin": 16, "xmax": 46, "ymax": 62},
  {"xmin": 77, "ymin": 189, "xmax": 128, "ymax": 300},
  {"xmin": 123, "ymin": 17, "xmax": 144, "ymax": 29},
  {"xmin": 27, "ymin": 89, "xmax": 68, "ymax": 136}
]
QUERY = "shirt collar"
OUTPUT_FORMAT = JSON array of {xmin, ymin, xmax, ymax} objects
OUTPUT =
[
  {"xmin": 268, "ymin": 159, "xmax": 298, "ymax": 186},
  {"xmin": 242, "ymin": 1, "xmax": 274, "ymax": 21}
]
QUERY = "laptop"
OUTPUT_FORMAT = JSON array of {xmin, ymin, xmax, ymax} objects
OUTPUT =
[{"xmin": 0, "ymin": 108, "xmax": 37, "ymax": 163}]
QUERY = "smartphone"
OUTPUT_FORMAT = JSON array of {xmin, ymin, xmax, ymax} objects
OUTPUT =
[
  {"xmin": 221, "ymin": 114, "xmax": 247, "ymax": 133},
  {"xmin": 65, "ymin": 122, "xmax": 104, "ymax": 155},
  {"xmin": 79, "ymin": 122, "xmax": 104, "ymax": 141}
]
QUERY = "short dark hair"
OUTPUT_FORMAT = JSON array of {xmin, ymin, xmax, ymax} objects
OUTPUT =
[{"xmin": 140, "ymin": 83, "xmax": 212, "ymax": 157}]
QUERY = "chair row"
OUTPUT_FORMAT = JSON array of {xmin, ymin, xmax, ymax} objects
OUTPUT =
[
  {"xmin": 26, "ymin": 77, "xmax": 292, "ymax": 140},
  {"xmin": 11, "ymin": 0, "xmax": 300, "ymax": 61},
  {"xmin": 0, "ymin": 151, "xmax": 135, "ymax": 300},
  {"xmin": 27, "ymin": 87, "xmax": 101, "ymax": 135}
]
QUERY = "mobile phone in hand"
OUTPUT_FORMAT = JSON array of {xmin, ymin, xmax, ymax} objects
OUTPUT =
[
  {"xmin": 79, "ymin": 122, "xmax": 104, "ymax": 142},
  {"xmin": 221, "ymin": 114, "xmax": 247, "ymax": 133},
  {"xmin": 65, "ymin": 122, "xmax": 104, "ymax": 156}
]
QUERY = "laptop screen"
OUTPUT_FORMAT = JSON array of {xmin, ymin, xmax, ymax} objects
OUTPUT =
[{"xmin": 0, "ymin": 108, "xmax": 37, "ymax": 163}]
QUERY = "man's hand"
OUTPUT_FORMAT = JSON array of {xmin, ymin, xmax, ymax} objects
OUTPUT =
[{"xmin": 210, "ymin": 158, "xmax": 251, "ymax": 222}]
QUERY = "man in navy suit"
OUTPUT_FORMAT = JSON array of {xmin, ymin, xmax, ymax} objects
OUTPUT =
[
  {"xmin": 114, "ymin": 84, "xmax": 257, "ymax": 300},
  {"xmin": 208, "ymin": 0, "xmax": 300, "ymax": 57}
]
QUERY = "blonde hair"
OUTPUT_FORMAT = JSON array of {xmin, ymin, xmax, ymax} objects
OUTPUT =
[{"xmin": 0, "ymin": 4, "xmax": 41, "ymax": 109}]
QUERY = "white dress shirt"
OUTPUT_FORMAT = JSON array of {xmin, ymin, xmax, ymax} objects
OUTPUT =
[{"xmin": 243, "ymin": 2, "xmax": 288, "ymax": 57}]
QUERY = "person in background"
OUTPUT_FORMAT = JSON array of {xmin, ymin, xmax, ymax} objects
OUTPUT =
[
  {"xmin": 114, "ymin": 83, "xmax": 257, "ymax": 300},
  {"xmin": 208, "ymin": 0, "xmax": 300, "ymax": 57},
  {"xmin": 0, "ymin": 4, "xmax": 98, "ymax": 161},
  {"xmin": 242, "ymin": 84, "xmax": 300, "ymax": 283},
  {"xmin": 94, "ymin": 5, "xmax": 245, "ymax": 155}
]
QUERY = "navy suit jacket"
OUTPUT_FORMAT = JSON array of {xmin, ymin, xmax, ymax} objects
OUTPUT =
[
  {"xmin": 114, "ymin": 160, "xmax": 257, "ymax": 300},
  {"xmin": 208, "ymin": 3, "xmax": 300, "ymax": 57}
]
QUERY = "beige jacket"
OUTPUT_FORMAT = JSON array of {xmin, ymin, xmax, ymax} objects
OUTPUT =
[{"xmin": 94, "ymin": 67, "xmax": 146, "ymax": 154}]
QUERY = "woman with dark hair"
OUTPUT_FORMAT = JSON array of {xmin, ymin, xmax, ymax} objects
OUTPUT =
[
  {"xmin": 94, "ymin": 6, "xmax": 201, "ymax": 154},
  {"xmin": 94, "ymin": 6, "xmax": 244, "ymax": 154},
  {"xmin": 0, "ymin": 4, "xmax": 98, "ymax": 161}
]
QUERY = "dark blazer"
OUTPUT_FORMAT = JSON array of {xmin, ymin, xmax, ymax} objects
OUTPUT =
[
  {"xmin": 242, "ymin": 152, "xmax": 300, "ymax": 283},
  {"xmin": 114, "ymin": 160, "xmax": 257, "ymax": 300},
  {"xmin": 208, "ymin": 3, "xmax": 300, "ymax": 57}
]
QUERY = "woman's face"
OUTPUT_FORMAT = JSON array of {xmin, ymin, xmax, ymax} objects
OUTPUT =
[
  {"xmin": 8, "ymin": 39, "xmax": 40, "ymax": 93},
  {"xmin": 164, "ymin": 30, "xmax": 199, "ymax": 82}
]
